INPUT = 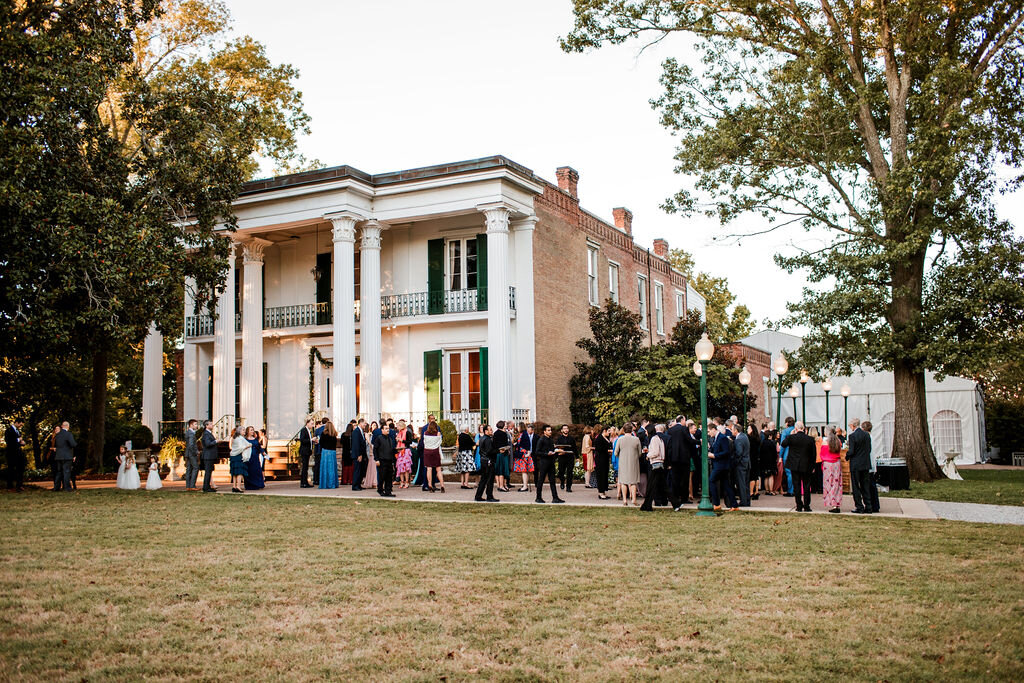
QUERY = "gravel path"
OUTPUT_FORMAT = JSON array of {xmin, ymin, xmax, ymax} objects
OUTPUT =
[{"xmin": 926, "ymin": 500, "xmax": 1024, "ymax": 526}]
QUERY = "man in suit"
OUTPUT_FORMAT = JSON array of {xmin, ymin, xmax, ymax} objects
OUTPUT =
[
  {"xmin": 862, "ymin": 420, "xmax": 880, "ymax": 512},
  {"xmin": 781, "ymin": 420, "xmax": 816, "ymax": 511},
  {"xmin": 532, "ymin": 424, "xmax": 564, "ymax": 504},
  {"xmin": 311, "ymin": 417, "xmax": 328, "ymax": 487},
  {"xmin": 707, "ymin": 424, "xmax": 738, "ymax": 510},
  {"xmin": 554, "ymin": 424, "xmax": 577, "ymax": 492},
  {"xmin": 474, "ymin": 424, "xmax": 499, "ymax": 502},
  {"xmin": 5, "ymin": 418, "xmax": 26, "ymax": 491},
  {"xmin": 779, "ymin": 416, "xmax": 796, "ymax": 495},
  {"xmin": 687, "ymin": 420, "xmax": 703, "ymax": 501},
  {"xmin": 183, "ymin": 419, "xmax": 200, "ymax": 491},
  {"xmin": 731, "ymin": 422, "xmax": 752, "ymax": 507},
  {"xmin": 350, "ymin": 419, "xmax": 367, "ymax": 491},
  {"xmin": 53, "ymin": 421, "xmax": 76, "ymax": 492},
  {"xmin": 846, "ymin": 418, "xmax": 873, "ymax": 513},
  {"xmin": 200, "ymin": 420, "xmax": 219, "ymax": 492},
  {"xmin": 414, "ymin": 416, "xmax": 435, "ymax": 491},
  {"xmin": 298, "ymin": 418, "xmax": 314, "ymax": 488},
  {"xmin": 371, "ymin": 423, "xmax": 396, "ymax": 497},
  {"xmin": 666, "ymin": 415, "xmax": 689, "ymax": 510}
]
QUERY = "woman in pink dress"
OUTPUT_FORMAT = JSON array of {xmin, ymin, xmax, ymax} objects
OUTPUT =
[
  {"xmin": 361, "ymin": 423, "xmax": 378, "ymax": 489},
  {"xmin": 821, "ymin": 426, "xmax": 844, "ymax": 513},
  {"xmin": 395, "ymin": 420, "xmax": 413, "ymax": 488}
]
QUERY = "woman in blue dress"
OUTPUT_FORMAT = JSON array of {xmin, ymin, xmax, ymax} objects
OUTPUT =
[
  {"xmin": 318, "ymin": 421, "xmax": 339, "ymax": 489},
  {"xmin": 244, "ymin": 426, "xmax": 265, "ymax": 490}
]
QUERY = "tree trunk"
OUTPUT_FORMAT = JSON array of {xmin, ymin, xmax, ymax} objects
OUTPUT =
[
  {"xmin": 89, "ymin": 350, "xmax": 108, "ymax": 472},
  {"xmin": 891, "ymin": 358, "xmax": 943, "ymax": 481}
]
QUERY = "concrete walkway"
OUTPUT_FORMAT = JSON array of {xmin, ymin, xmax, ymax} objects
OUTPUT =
[{"xmin": 71, "ymin": 477, "xmax": 1024, "ymax": 525}]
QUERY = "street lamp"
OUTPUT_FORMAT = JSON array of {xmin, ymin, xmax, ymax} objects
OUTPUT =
[
  {"xmin": 789, "ymin": 385, "xmax": 799, "ymax": 421},
  {"xmin": 822, "ymin": 378, "xmax": 832, "ymax": 427},
  {"xmin": 799, "ymin": 370, "xmax": 810, "ymax": 424},
  {"xmin": 841, "ymin": 383, "xmax": 851, "ymax": 429},
  {"xmin": 695, "ymin": 332, "xmax": 715, "ymax": 518},
  {"xmin": 738, "ymin": 366, "xmax": 751, "ymax": 428},
  {"xmin": 692, "ymin": 360, "xmax": 702, "ymax": 377},
  {"xmin": 773, "ymin": 351, "xmax": 789, "ymax": 429}
]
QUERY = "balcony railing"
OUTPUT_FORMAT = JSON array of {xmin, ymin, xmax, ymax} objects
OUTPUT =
[{"xmin": 184, "ymin": 288, "xmax": 515, "ymax": 337}]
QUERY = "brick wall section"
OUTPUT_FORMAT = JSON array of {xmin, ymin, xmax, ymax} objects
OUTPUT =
[
  {"xmin": 531, "ymin": 178, "xmax": 690, "ymax": 424},
  {"xmin": 717, "ymin": 342, "xmax": 771, "ymax": 426}
]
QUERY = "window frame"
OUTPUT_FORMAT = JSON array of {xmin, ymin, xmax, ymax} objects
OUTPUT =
[
  {"xmin": 637, "ymin": 274, "xmax": 649, "ymax": 330},
  {"xmin": 654, "ymin": 281, "xmax": 665, "ymax": 335},
  {"xmin": 586, "ymin": 244, "xmax": 599, "ymax": 306},
  {"xmin": 608, "ymin": 261, "xmax": 620, "ymax": 304},
  {"xmin": 445, "ymin": 237, "xmax": 478, "ymax": 291}
]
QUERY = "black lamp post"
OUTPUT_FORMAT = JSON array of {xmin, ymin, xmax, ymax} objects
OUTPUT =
[
  {"xmin": 738, "ymin": 366, "xmax": 751, "ymax": 429},
  {"xmin": 694, "ymin": 333, "xmax": 715, "ymax": 518},
  {"xmin": 789, "ymin": 385, "xmax": 799, "ymax": 420},
  {"xmin": 773, "ymin": 352, "xmax": 789, "ymax": 428},
  {"xmin": 799, "ymin": 370, "xmax": 809, "ymax": 425},
  {"xmin": 841, "ymin": 384, "xmax": 851, "ymax": 430},
  {"xmin": 822, "ymin": 378, "xmax": 832, "ymax": 427}
]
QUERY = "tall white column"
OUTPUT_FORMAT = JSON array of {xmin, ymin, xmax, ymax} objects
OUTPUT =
[
  {"xmin": 480, "ymin": 203, "xmax": 513, "ymax": 421},
  {"xmin": 240, "ymin": 238, "xmax": 271, "ymax": 428},
  {"xmin": 327, "ymin": 212, "xmax": 360, "ymax": 425},
  {"xmin": 141, "ymin": 322, "xmax": 163, "ymax": 443},
  {"xmin": 359, "ymin": 220, "xmax": 385, "ymax": 420},
  {"xmin": 212, "ymin": 240, "xmax": 236, "ymax": 423},
  {"xmin": 183, "ymin": 277, "xmax": 197, "ymax": 422},
  {"xmin": 511, "ymin": 216, "xmax": 538, "ymax": 420}
]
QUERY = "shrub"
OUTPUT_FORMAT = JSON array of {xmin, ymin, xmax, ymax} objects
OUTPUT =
[
  {"xmin": 159, "ymin": 437, "xmax": 184, "ymax": 465},
  {"xmin": 438, "ymin": 419, "xmax": 458, "ymax": 448}
]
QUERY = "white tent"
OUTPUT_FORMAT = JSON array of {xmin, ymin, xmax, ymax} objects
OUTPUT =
[{"xmin": 741, "ymin": 330, "xmax": 987, "ymax": 465}]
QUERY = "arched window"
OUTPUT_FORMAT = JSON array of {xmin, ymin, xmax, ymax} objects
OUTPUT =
[
  {"xmin": 878, "ymin": 411, "xmax": 895, "ymax": 459},
  {"xmin": 931, "ymin": 410, "xmax": 963, "ymax": 457}
]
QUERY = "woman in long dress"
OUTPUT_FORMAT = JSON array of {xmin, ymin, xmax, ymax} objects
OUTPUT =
[
  {"xmin": 360, "ymin": 423, "xmax": 377, "ymax": 489},
  {"xmin": 244, "ymin": 426, "xmax": 265, "ymax": 490},
  {"xmin": 145, "ymin": 456, "xmax": 163, "ymax": 490},
  {"xmin": 116, "ymin": 445, "xmax": 140, "ymax": 490},
  {"xmin": 421, "ymin": 422, "xmax": 444, "ymax": 492},
  {"xmin": 821, "ymin": 427, "xmax": 844, "ymax": 513},
  {"xmin": 613, "ymin": 423, "xmax": 641, "ymax": 506},
  {"xmin": 229, "ymin": 427, "xmax": 251, "ymax": 493},
  {"xmin": 318, "ymin": 421, "xmax": 338, "ymax": 489},
  {"xmin": 592, "ymin": 424, "xmax": 611, "ymax": 500},
  {"xmin": 581, "ymin": 426, "xmax": 595, "ymax": 488},
  {"xmin": 513, "ymin": 422, "xmax": 535, "ymax": 492},
  {"xmin": 454, "ymin": 427, "xmax": 476, "ymax": 489},
  {"xmin": 395, "ymin": 420, "xmax": 413, "ymax": 489}
]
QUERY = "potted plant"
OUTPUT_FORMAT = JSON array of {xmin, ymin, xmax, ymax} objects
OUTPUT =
[
  {"xmin": 438, "ymin": 419, "xmax": 458, "ymax": 465},
  {"xmin": 159, "ymin": 437, "xmax": 184, "ymax": 480}
]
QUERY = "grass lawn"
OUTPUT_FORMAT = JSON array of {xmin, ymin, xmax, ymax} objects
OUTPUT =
[
  {"xmin": 1, "ymin": 490, "xmax": 1023, "ymax": 681},
  {"xmin": 881, "ymin": 468, "xmax": 1024, "ymax": 506}
]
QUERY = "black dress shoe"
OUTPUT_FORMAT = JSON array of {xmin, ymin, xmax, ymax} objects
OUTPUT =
[
  {"xmin": 352, "ymin": 486, "xmax": 362, "ymax": 491},
  {"xmin": 559, "ymin": 482, "xmax": 564, "ymax": 489},
  {"xmin": 851, "ymin": 508, "xmax": 865, "ymax": 514},
  {"xmin": 535, "ymin": 499, "xmax": 546, "ymax": 504},
  {"xmin": 552, "ymin": 498, "xmax": 565, "ymax": 504},
  {"xmin": 485, "ymin": 497, "xmax": 500, "ymax": 502},
  {"xmin": 474, "ymin": 497, "xmax": 484, "ymax": 502}
]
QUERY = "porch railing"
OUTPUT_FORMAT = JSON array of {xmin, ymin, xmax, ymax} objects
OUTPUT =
[{"xmin": 184, "ymin": 313, "xmax": 240, "ymax": 337}]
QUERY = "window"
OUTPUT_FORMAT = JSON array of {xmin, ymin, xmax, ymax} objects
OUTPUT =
[
  {"xmin": 447, "ymin": 350, "xmax": 481, "ymax": 412},
  {"xmin": 447, "ymin": 238, "xmax": 478, "ymax": 291},
  {"xmin": 931, "ymin": 410, "xmax": 963, "ymax": 457},
  {"xmin": 608, "ymin": 262, "xmax": 620, "ymax": 304},
  {"xmin": 637, "ymin": 275, "xmax": 649, "ymax": 329},
  {"xmin": 675, "ymin": 291, "xmax": 684, "ymax": 320},
  {"xmin": 879, "ymin": 411, "xmax": 895, "ymax": 459},
  {"xmin": 587, "ymin": 245, "xmax": 599, "ymax": 305},
  {"xmin": 654, "ymin": 283, "xmax": 665, "ymax": 335}
]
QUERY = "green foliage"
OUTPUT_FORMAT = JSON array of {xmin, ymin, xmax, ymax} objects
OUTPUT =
[
  {"xmin": 569, "ymin": 300, "xmax": 646, "ymax": 423},
  {"xmin": 159, "ymin": 436, "xmax": 184, "ymax": 465},
  {"xmin": 562, "ymin": 1, "xmax": 1024, "ymax": 480},
  {"xmin": 438, "ymin": 420, "xmax": 458, "ymax": 448},
  {"xmin": 985, "ymin": 398, "xmax": 1024, "ymax": 461}
]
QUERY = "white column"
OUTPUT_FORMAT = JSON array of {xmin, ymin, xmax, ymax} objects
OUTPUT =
[
  {"xmin": 327, "ymin": 212, "xmax": 360, "ymax": 424},
  {"xmin": 212, "ymin": 240, "xmax": 236, "ymax": 423},
  {"xmin": 480, "ymin": 203, "xmax": 513, "ymax": 421},
  {"xmin": 141, "ymin": 323, "xmax": 163, "ymax": 443},
  {"xmin": 182, "ymin": 277, "xmax": 197, "ymax": 422},
  {"xmin": 512, "ymin": 216, "xmax": 538, "ymax": 420},
  {"xmin": 359, "ymin": 220, "xmax": 385, "ymax": 420},
  {"xmin": 240, "ymin": 238, "xmax": 271, "ymax": 428}
]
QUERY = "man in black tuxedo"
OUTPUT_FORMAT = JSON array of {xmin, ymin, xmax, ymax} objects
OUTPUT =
[
  {"xmin": 554, "ymin": 425, "xmax": 577, "ymax": 492},
  {"xmin": 666, "ymin": 415, "xmax": 690, "ymax": 510},
  {"xmin": 298, "ymin": 418, "xmax": 314, "ymax": 488},
  {"xmin": 687, "ymin": 421, "xmax": 703, "ymax": 501},
  {"xmin": 5, "ymin": 418, "xmax": 26, "ymax": 491},
  {"xmin": 53, "ymin": 421, "xmax": 76, "ymax": 492},
  {"xmin": 781, "ymin": 421, "xmax": 817, "ymax": 512},
  {"xmin": 350, "ymin": 419, "xmax": 367, "ymax": 491},
  {"xmin": 183, "ymin": 419, "xmax": 200, "ymax": 491},
  {"xmin": 846, "ymin": 418, "xmax": 873, "ymax": 513},
  {"xmin": 200, "ymin": 420, "xmax": 219, "ymax": 492},
  {"xmin": 474, "ymin": 424, "xmax": 499, "ymax": 502},
  {"xmin": 532, "ymin": 424, "xmax": 564, "ymax": 504},
  {"xmin": 371, "ymin": 423, "xmax": 396, "ymax": 497}
]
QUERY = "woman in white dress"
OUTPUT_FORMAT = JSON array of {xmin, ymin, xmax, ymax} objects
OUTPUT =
[
  {"xmin": 145, "ymin": 455, "xmax": 163, "ymax": 490},
  {"xmin": 360, "ymin": 423, "xmax": 378, "ymax": 489},
  {"xmin": 117, "ymin": 445, "xmax": 141, "ymax": 490}
]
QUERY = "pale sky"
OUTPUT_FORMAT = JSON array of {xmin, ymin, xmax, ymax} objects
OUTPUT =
[{"xmin": 224, "ymin": 0, "xmax": 1022, "ymax": 335}]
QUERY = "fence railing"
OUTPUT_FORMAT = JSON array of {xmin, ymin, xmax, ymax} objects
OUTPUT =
[{"xmin": 185, "ymin": 288, "xmax": 516, "ymax": 337}]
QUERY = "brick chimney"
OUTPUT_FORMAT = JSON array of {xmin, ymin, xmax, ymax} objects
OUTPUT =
[
  {"xmin": 555, "ymin": 166, "xmax": 579, "ymax": 198},
  {"xmin": 653, "ymin": 238, "xmax": 669, "ymax": 258},
  {"xmin": 612, "ymin": 207, "xmax": 633, "ymax": 235}
]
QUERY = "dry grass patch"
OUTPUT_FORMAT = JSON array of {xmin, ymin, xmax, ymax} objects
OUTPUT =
[{"xmin": 0, "ymin": 489, "xmax": 1022, "ymax": 681}]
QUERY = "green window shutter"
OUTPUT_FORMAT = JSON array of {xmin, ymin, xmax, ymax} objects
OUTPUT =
[
  {"xmin": 479, "ymin": 347, "xmax": 488, "ymax": 420},
  {"xmin": 476, "ymin": 233, "xmax": 488, "ymax": 312},
  {"xmin": 316, "ymin": 252, "xmax": 332, "ymax": 324},
  {"xmin": 427, "ymin": 238, "xmax": 444, "ymax": 315},
  {"xmin": 424, "ymin": 350, "xmax": 443, "ymax": 414}
]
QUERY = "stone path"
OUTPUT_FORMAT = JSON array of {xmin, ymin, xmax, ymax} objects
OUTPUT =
[{"xmin": 926, "ymin": 500, "xmax": 1024, "ymax": 526}]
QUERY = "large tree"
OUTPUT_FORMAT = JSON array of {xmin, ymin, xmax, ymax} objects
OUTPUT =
[
  {"xmin": 0, "ymin": 0, "xmax": 312, "ymax": 467},
  {"xmin": 563, "ymin": 0, "xmax": 1024, "ymax": 481}
]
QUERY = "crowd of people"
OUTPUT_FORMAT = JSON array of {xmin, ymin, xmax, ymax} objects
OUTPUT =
[{"xmin": 280, "ymin": 412, "xmax": 879, "ymax": 513}]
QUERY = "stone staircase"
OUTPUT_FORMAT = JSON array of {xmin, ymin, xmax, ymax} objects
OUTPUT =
[{"xmin": 209, "ymin": 440, "xmax": 299, "ymax": 481}]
